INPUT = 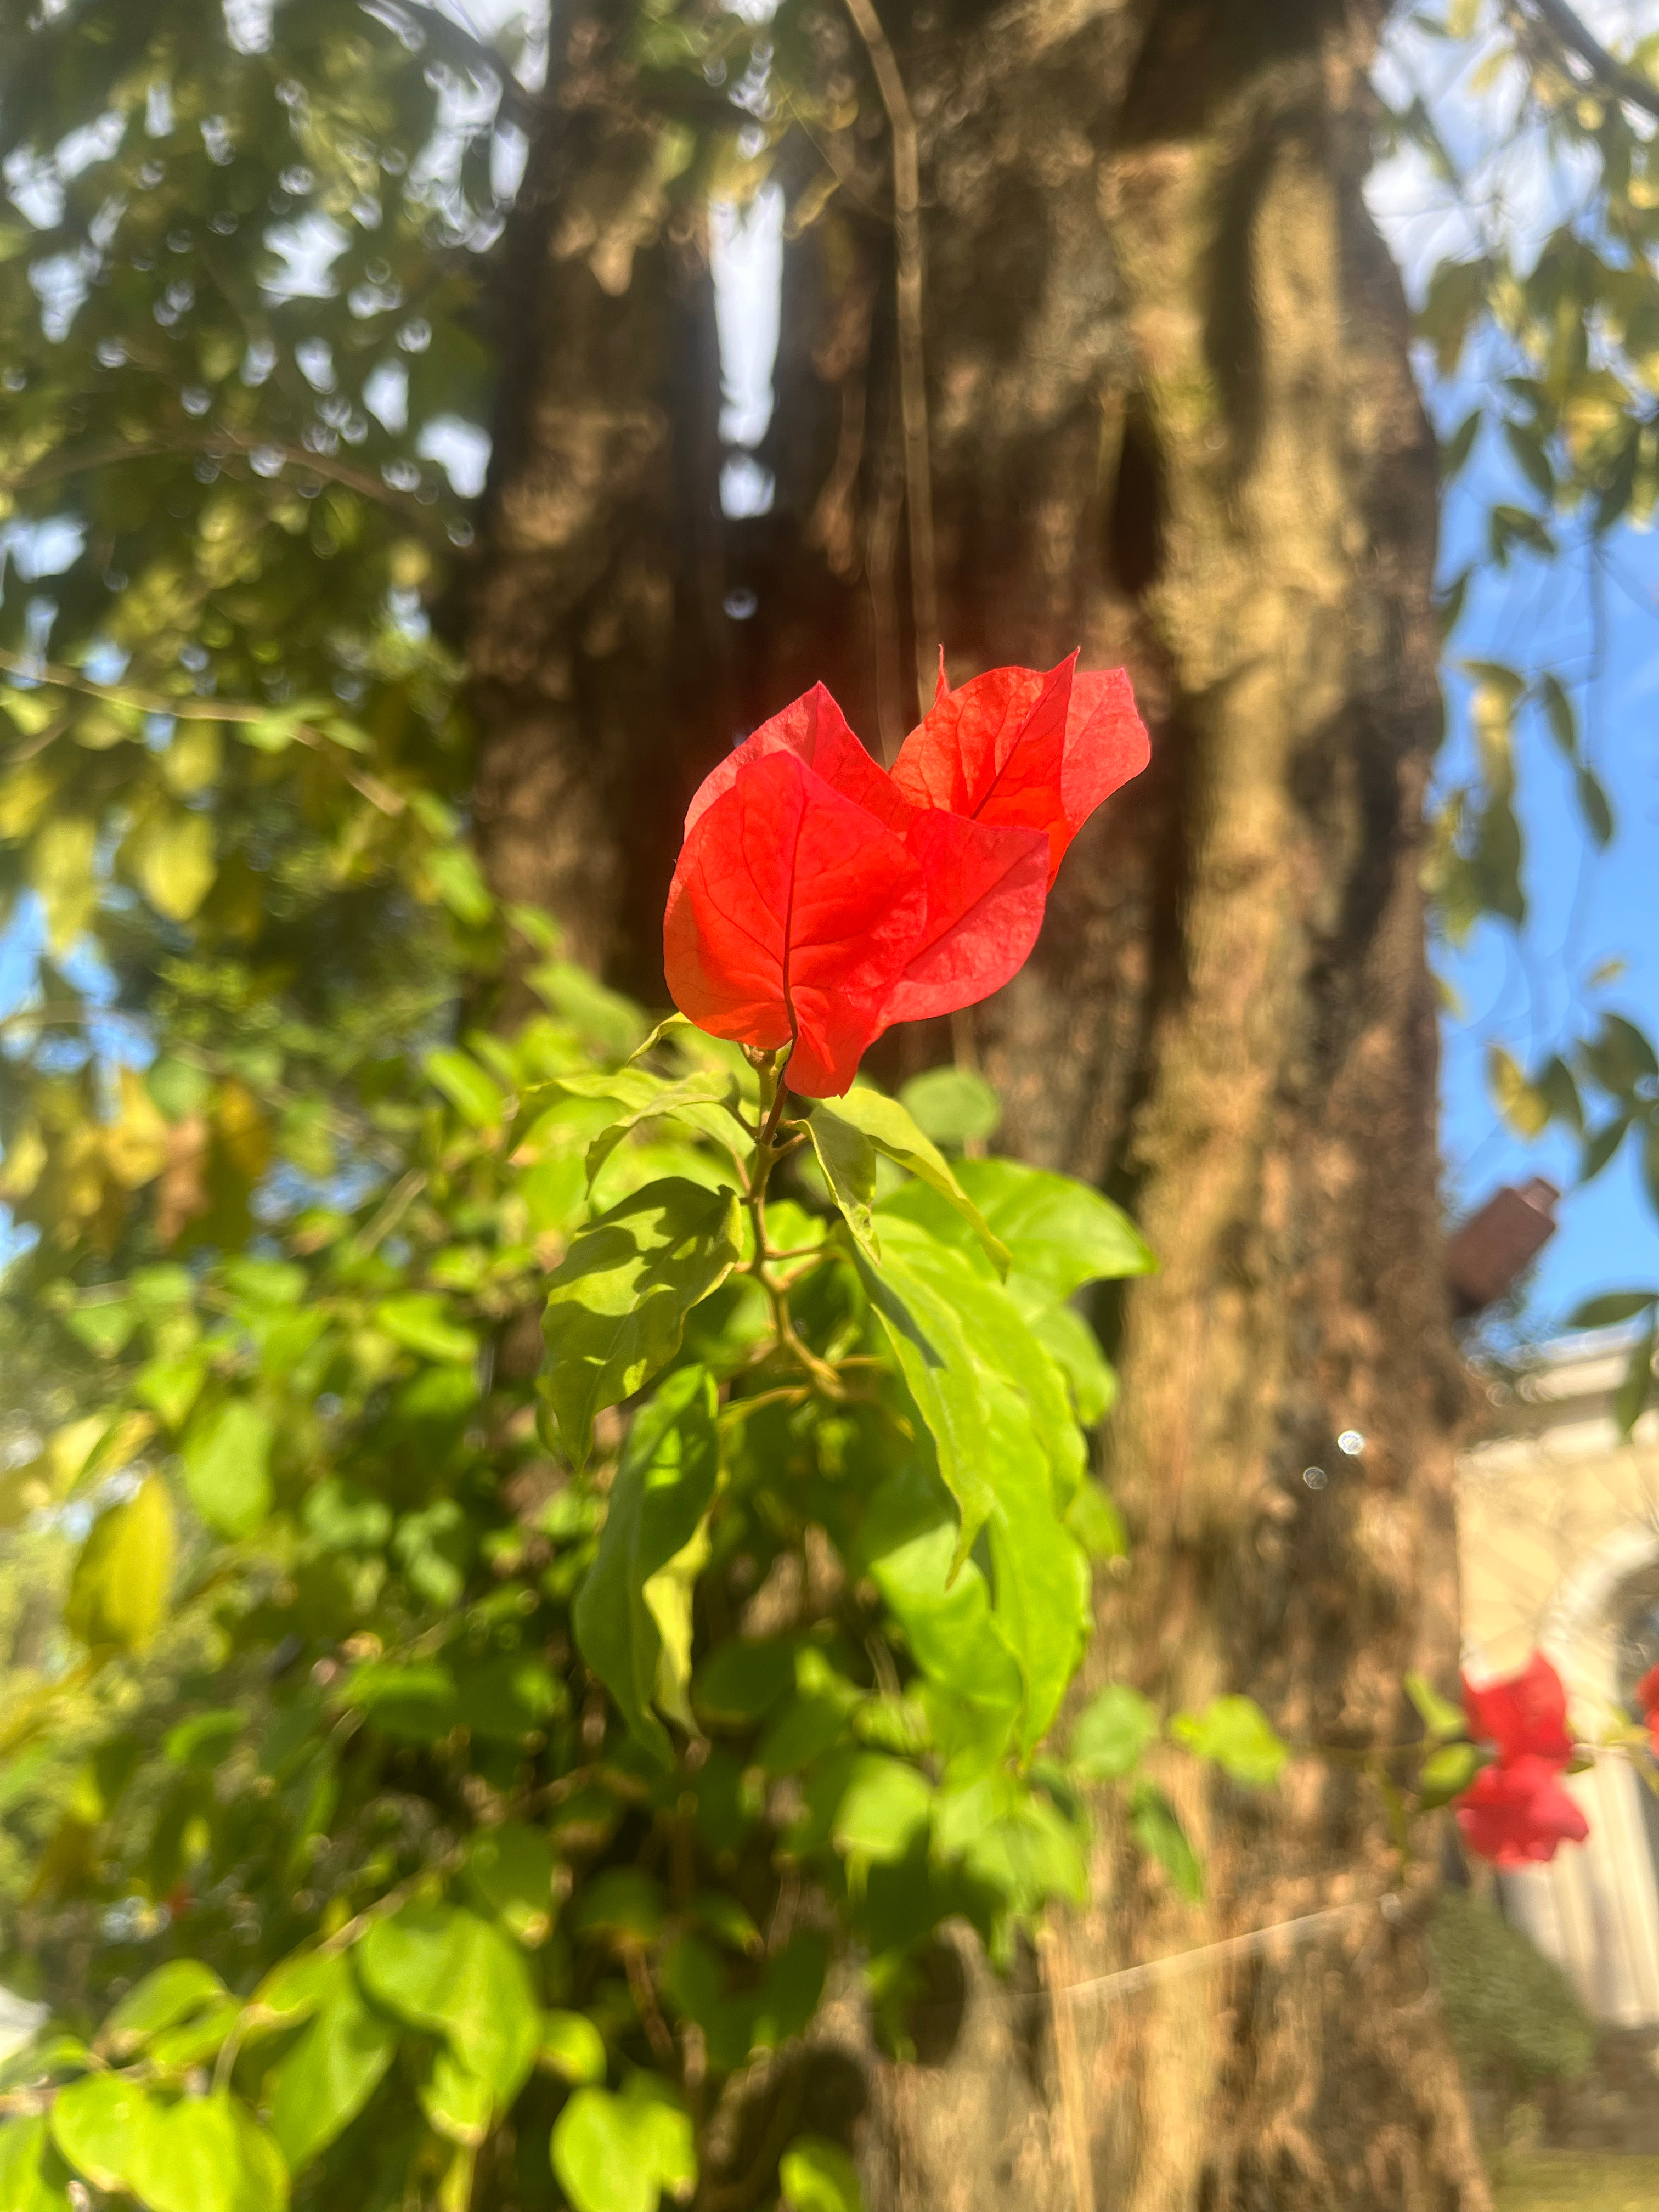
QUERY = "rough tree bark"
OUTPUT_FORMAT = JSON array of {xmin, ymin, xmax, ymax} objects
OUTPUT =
[{"xmin": 466, "ymin": 0, "xmax": 1491, "ymax": 2204}]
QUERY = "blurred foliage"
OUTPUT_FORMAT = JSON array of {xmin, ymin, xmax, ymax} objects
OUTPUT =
[
  {"xmin": 0, "ymin": 0, "xmax": 1654, "ymax": 2204},
  {"xmin": 1431, "ymin": 1887, "xmax": 1594, "ymax": 2096},
  {"xmin": 1386, "ymin": 1, "xmax": 1659, "ymax": 1417}
]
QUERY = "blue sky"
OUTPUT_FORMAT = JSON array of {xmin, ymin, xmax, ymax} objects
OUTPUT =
[{"xmin": 1369, "ymin": 0, "xmax": 1659, "ymax": 1330}]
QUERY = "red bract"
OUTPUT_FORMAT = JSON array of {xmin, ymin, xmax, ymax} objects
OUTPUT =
[
  {"xmin": 1462, "ymin": 1651, "xmax": 1573, "ymax": 1767},
  {"xmin": 664, "ymin": 661, "xmax": 1147, "ymax": 1093},
  {"xmin": 1455, "ymin": 1755, "xmax": 1590, "ymax": 1867},
  {"xmin": 1455, "ymin": 1652, "xmax": 1587, "ymax": 1868},
  {"xmin": 1637, "ymin": 1661, "xmax": 1659, "ymax": 1753},
  {"xmin": 664, "ymin": 749, "xmax": 923, "ymax": 1098},
  {"xmin": 893, "ymin": 652, "xmax": 1150, "ymax": 883}
]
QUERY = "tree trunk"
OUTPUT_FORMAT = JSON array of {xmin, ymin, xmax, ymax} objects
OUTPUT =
[
  {"xmin": 465, "ymin": 0, "xmax": 1492, "ymax": 2202},
  {"xmin": 464, "ymin": 7, "xmax": 732, "ymax": 1003}
]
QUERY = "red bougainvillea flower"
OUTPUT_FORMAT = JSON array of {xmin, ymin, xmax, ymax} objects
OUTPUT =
[
  {"xmin": 1462, "ymin": 1650, "xmax": 1574, "ymax": 1767},
  {"xmin": 1455, "ymin": 1652, "xmax": 1587, "ymax": 1867},
  {"xmin": 1637, "ymin": 1661, "xmax": 1659, "ymax": 1754},
  {"xmin": 1454, "ymin": 1754, "xmax": 1590, "ymax": 1867},
  {"xmin": 664, "ymin": 746, "xmax": 924, "ymax": 1098},
  {"xmin": 892, "ymin": 652, "xmax": 1150, "ymax": 883},
  {"xmin": 664, "ymin": 663, "xmax": 1148, "ymax": 1094}
]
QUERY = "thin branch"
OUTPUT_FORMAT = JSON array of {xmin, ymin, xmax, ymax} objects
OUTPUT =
[
  {"xmin": 3, "ymin": 426, "xmax": 452, "ymax": 547},
  {"xmin": 1521, "ymin": 0, "xmax": 1659, "ymax": 123},
  {"xmin": 0, "ymin": 648, "xmax": 407, "ymax": 817},
  {"xmin": 840, "ymin": 0, "xmax": 938, "ymax": 723}
]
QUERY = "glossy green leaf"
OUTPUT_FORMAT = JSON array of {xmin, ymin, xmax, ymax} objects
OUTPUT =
[
  {"xmin": 1070, "ymin": 1685, "xmax": 1159, "ymax": 1780},
  {"xmin": 573, "ymin": 1365, "xmax": 719, "ymax": 1763},
  {"xmin": 182, "ymin": 1400, "xmax": 273, "ymax": 1539},
  {"xmin": 825, "ymin": 1087, "xmax": 1007, "ymax": 1267},
  {"xmin": 268, "ymin": 1955, "xmax": 397, "ymax": 2172},
  {"xmin": 551, "ymin": 2081, "xmax": 696, "ymax": 2212},
  {"xmin": 540, "ymin": 2011, "xmax": 607, "ymax": 2085},
  {"xmin": 64, "ymin": 1475, "xmax": 175, "ymax": 1653},
  {"xmin": 584, "ymin": 1071, "xmax": 744, "ymax": 1186},
  {"xmin": 0, "ymin": 2115, "xmax": 70, "ymax": 2212},
  {"xmin": 954, "ymin": 1158, "xmax": 1153, "ymax": 1292},
  {"xmin": 541, "ymin": 1178, "xmax": 742, "ymax": 1469},
  {"xmin": 1169, "ymin": 1695, "xmax": 1288, "ymax": 1788},
  {"xmin": 465, "ymin": 1822, "xmax": 555, "ymax": 1945},
  {"xmin": 126, "ymin": 2093, "xmax": 287, "ymax": 2212},
  {"xmin": 50, "ymin": 2075, "xmax": 149, "ymax": 2193},
  {"xmin": 1129, "ymin": 1784, "xmax": 1204, "ymax": 1901},
  {"xmin": 101, "ymin": 1960, "xmax": 227, "ymax": 2057},
  {"xmin": 780, "ymin": 2136, "xmax": 865, "ymax": 2212},
  {"xmin": 896, "ymin": 1066, "xmax": 1002, "ymax": 1148},
  {"xmin": 425, "ymin": 1047, "xmax": 506, "ymax": 1129},
  {"xmin": 803, "ymin": 1105, "xmax": 881, "ymax": 1263},
  {"xmin": 357, "ymin": 1901, "xmax": 539, "ymax": 2104}
]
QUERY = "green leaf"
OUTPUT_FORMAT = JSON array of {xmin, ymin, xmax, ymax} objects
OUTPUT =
[
  {"xmin": 1404, "ymin": 1673, "xmax": 1466, "ymax": 1742},
  {"xmin": 268, "ymin": 1956, "xmax": 397, "ymax": 2172},
  {"xmin": 1439, "ymin": 407, "xmax": 1481, "ymax": 479},
  {"xmin": 896, "ymin": 1067, "xmax": 1002, "ymax": 1149},
  {"xmin": 1418, "ymin": 1742, "xmax": 1485, "ymax": 1809},
  {"xmin": 357, "ymin": 1901, "xmax": 539, "ymax": 2105},
  {"xmin": 182, "ymin": 1400, "xmax": 273, "ymax": 1539},
  {"xmin": 540, "ymin": 2011, "xmax": 607, "ymax": 2085},
  {"xmin": 1577, "ymin": 765, "xmax": 1614, "ymax": 848},
  {"xmin": 1129, "ymin": 1784, "xmax": 1204, "ymax": 1900},
  {"xmin": 1064, "ymin": 1479, "xmax": 1126, "ymax": 1560},
  {"xmin": 1615, "ymin": 1319, "xmax": 1657, "ymax": 1443},
  {"xmin": 374, "ymin": 1295, "xmax": 479, "ymax": 1365},
  {"xmin": 101, "ymin": 1960, "xmax": 227, "ymax": 2057},
  {"xmin": 551, "ymin": 2081, "xmax": 696, "ymax": 2212},
  {"xmin": 1487, "ymin": 1043, "xmax": 1549, "ymax": 1139},
  {"xmin": 584, "ymin": 1071, "xmax": 744, "ymax": 1186},
  {"xmin": 465, "ymin": 1822, "xmax": 555, "ymax": 1945},
  {"xmin": 419, "ymin": 2049, "xmax": 494, "ymax": 2147},
  {"xmin": 1503, "ymin": 420, "xmax": 1554, "ymax": 501},
  {"xmin": 541, "ymin": 1178, "xmax": 742, "ymax": 1469},
  {"xmin": 954, "ymin": 1158, "xmax": 1153, "ymax": 1293},
  {"xmin": 978, "ymin": 1374, "xmax": 1090, "ymax": 1748},
  {"xmin": 693, "ymin": 1637, "xmax": 794, "ymax": 1728},
  {"xmin": 1169, "ymin": 1695, "xmax": 1288, "ymax": 1788},
  {"xmin": 50, "ymin": 2075, "xmax": 149, "ymax": 2193},
  {"xmin": 127, "ymin": 2094, "xmax": 287, "ymax": 2212},
  {"xmin": 830, "ymin": 1754, "xmax": 933, "ymax": 1863},
  {"xmin": 1567, "ymin": 1289, "xmax": 1658, "ymax": 1330},
  {"xmin": 568, "ymin": 1867, "xmax": 667, "ymax": 1949},
  {"xmin": 857, "ymin": 1244, "xmax": 996, "ymax": 1564},
  {"xmin": 1582, "ymin": 1013, "xmax": 1657, "ymax": 1098},
  {"xmin": 1538, "ymin": 672, "xmax": 1577, "ymax": 758},
  {"xmin": 1070, "ymin": 1685, "xmax": 1159, "ymax": 1780},
  {"xmin": 823, "ymin": 1088, "xmax": 1008, "ymax": 1267},
  {"xmin": 803, "ymin": 1106, "xmax": 881, "ymax": 1263},
  {"xmin": 1581, "ymin": 1115, "xmax": 1630, "ymax": 1182},
  {"xmin": 425, "ymin": 1046, "xmax": 505, "ymax": 1129},
  {"xmin": 426, "ymin": 843, "xmax": 494, "ymax": 927},
  {"xmin": 780, "ymin": 2136, "xmax": 865, "ymax": 2212},
  {"xmin": 573, "ymin": 1366, "xmax": 719, "ymax": 1763},
  {"xmin": 342, "ymin": 1660, "xmax": 460, "ymax": 1742},
  {"xmin": 130, "ymin": 808, "xmax": 217, "ymax": 922},
  {"xmin": 0, "ymin": 2115, "xmax": 70, "ymax": 2212},
  {"xmin": 65, "ymin": 1474, "xmax": 176, "ymax": 1654},
  {"xmin": 529, "ymin": 960, "xmax": 649, "ymax": 1058}
]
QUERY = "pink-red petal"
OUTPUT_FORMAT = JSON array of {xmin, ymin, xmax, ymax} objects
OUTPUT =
[
  {"xmin": 664, "ymin": 750, "xmax": 923, "ymax": 1097},
  {"xmin": 1462, "ymin": 1652, "xmax": 1574, "ymax": 1768},
  {"xmin": 883, "ymin": 812, "xmax": 1050, "ymax": 1025},
  {"xmin": 684, "ymin": 681, "xmax": 914, "ymax": 842},
  {"xmin": 1456, "ymin": 1755, "xmax": 1589, "ymax": 1866}
]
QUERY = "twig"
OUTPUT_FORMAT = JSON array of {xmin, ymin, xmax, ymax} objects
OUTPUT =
[
  {"xmin": 840, "ymin": 0, "xmax": 938, "ymax": 721},
  {"xmin": 1520, "ymin": 0, "xmax": 1659, "ymax": 122}
]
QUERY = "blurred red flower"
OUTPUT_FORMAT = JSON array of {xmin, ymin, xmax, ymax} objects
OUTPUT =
[
  {"xmin": 663, "ymin": 664, "xmax": 1147, "ymax": 1096},
  {"xmin": 1456, "ymin": 1652, "xmax": 1587, "ymax": 1867},
  {"xmin": 1454, "ymin": 1753, "xmax": 1590, "ymax": 1867},
  {"xmin": 1637, "ymin": 1660, "xmax": 1659, "ymax": 1754}
]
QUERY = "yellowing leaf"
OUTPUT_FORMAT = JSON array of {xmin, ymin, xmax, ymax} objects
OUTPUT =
[
  {"xmin": 104, "ymin": 1066, "xmax": 170, "ymax": 1189},
  {"xmin": 161, "ymin": 720, "xmax": 223, "ymax": 796},
  {"xmin": 65, "ymin": 1476, "xmax": 176, "ymax": 1652},
  {"xmin": 131, "ymin": 808, "xmax": 217, "ymax": 922},
  {"xmin": 29, "ymin": 813, "xmax": 97, "ymax": 952}
]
